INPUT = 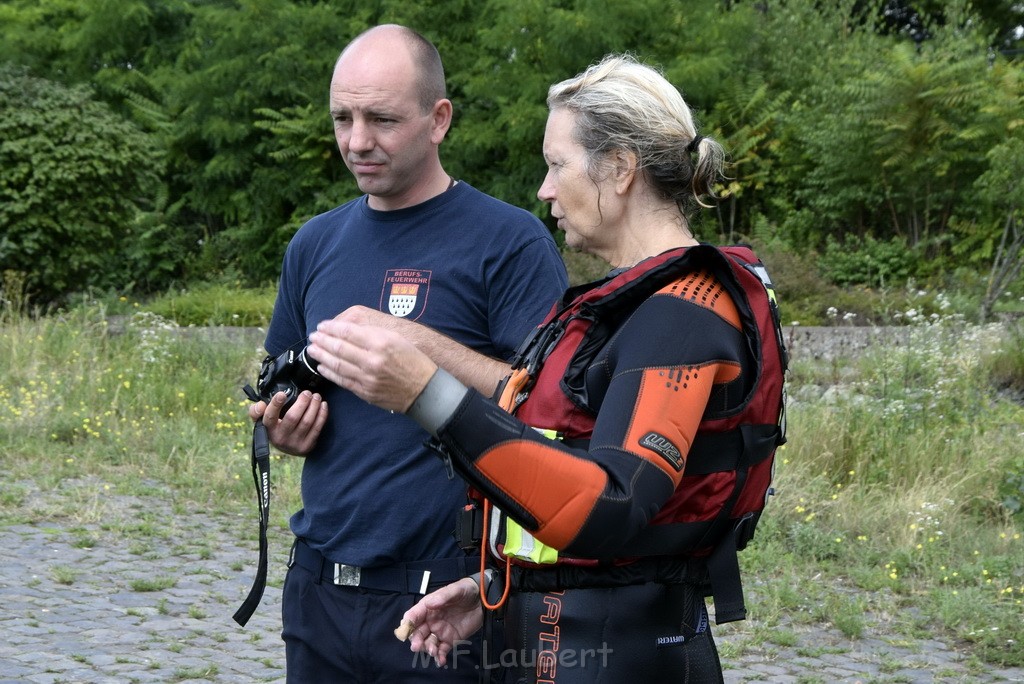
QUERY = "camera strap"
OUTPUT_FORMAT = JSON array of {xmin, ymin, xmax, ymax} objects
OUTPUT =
[{"xmin": 233, "ymin": 416, "xmax": 271, "ymax": 626}]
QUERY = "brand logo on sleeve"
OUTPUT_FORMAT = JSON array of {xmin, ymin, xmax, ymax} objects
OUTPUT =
[
  {"xmin": 381, "ymin": 269, "xmax": 431, "ymax": 319},
  {"xmin": 640, "ymin": 432, "xmax": 684, "ymax": 471}
]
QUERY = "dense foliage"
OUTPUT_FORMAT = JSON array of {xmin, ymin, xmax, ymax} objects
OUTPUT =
[
  {"xmin": 0, "ymin": 0, "xmax": 1022, "ymax": 311},
  {"xmin": 0, "ymin": 65, "xmax": 164, "ymax": 297}
]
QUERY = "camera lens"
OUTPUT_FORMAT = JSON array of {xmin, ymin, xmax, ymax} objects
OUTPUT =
[{"xmin": 294, "ymin": 347, "xmax": 320, "ymax": 386}]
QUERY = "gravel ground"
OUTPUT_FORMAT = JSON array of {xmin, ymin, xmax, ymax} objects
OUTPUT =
[
  {"xmin": 3, "ymin": 324, "xmax": 1021, "ymax": 683},
  {"xmin": 1, "ymin": 487, "xmax": 1021, "ymax": 683}
]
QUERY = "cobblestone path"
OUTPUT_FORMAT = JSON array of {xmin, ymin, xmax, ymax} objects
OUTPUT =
[{"xmin": 1, "ymin": 493, "xmax": 1022, "ymax": 683}]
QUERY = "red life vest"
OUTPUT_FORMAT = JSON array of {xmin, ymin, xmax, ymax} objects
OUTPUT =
[{"xmin": 492, "ymin": 243, "xmax": 788, "ymax": 622}]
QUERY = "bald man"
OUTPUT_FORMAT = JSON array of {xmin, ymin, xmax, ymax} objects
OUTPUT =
[{"xmin": 248, "ymin": 24, "xmax": 567, "ymax": 682}]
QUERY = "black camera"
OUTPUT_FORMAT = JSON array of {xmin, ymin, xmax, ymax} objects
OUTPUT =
[{"xmin": 246, "ymin": 346, "xmax": 322, "ymax": 416}]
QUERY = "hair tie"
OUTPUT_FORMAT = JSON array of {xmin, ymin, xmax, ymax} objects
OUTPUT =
[{"xmin": 687, "ymin": 134, "xmax": 703, "ymax": 154}]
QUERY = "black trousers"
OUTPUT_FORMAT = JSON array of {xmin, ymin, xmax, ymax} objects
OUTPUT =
[
  {"xmin": 494, "ymin": 581, "xmax": 724, "ymax": 683},
  {"xmin": 281, "ymin": 561, "xmax": 484, "ymax": 683}
]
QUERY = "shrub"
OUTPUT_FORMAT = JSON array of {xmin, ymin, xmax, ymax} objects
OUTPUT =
[
  {"xmin": 141, "ymin": 283, "xmax": 276, "ymax": 327},
  {"xmin": 561, "ymin": 248, "xmax": 610, "ymax": 286},
  {"xmin": 0, "ymin": 65, "xmax": 164, "ymax": 305},
  {"xmin": 818, "ymin": 234, "xmax": 919, "ymax": 289},
  {"xmin": 983, "ymin": 321, "xmax": 1024, "ymax": 401},
  {"xmin": 750, "ymin": 240, "xmax": 842, "ymax": 325}
]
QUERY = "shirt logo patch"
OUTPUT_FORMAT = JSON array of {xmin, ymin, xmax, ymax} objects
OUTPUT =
[
  {"xmin": 640, "ymin": 432, "xmax": 684, "ymax": 471},
  {"xmin": 381, "ymin": 269, "xmax": 431, "ymax": 320}
]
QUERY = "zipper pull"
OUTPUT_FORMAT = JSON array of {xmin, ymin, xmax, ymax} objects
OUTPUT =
[{"xmin": 425, "ymin": 439, "xmax": 456, "ymax": 480}]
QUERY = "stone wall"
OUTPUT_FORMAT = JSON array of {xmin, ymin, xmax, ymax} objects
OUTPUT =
[
  {"xmin": 160, "ymin": 324, "xmax": 918, "ymax": 361},
  {"xmin": 782, "ymin": 326, "xmax": 913, "ymax": 362},
  {"xmin": 782, "ymin": 323, "xmax": 1014, "ymax": 363},
  {"xmin": 107, "ymin": 317, "xmax": 1005, "ymax": 363}
]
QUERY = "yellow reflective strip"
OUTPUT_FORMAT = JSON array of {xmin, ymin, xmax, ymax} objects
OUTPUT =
[
  {"xmin": 505, "ymin": 518, "xmax": 559, "ymax": 564},
  {"xmin": 504, "ymin": 516, "xmax": 527, "ymax": 556},
  {"xmin": 531, "ymin": 540, "xmax": 559, "ymax": 564}
]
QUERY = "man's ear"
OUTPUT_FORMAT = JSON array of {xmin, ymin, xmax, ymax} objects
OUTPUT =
[{"xmin": 430, "ymin": 99, "xmax": 453, "ymax": 144}]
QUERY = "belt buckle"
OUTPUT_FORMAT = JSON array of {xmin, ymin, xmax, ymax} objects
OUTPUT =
[{"xmin": 333, "ymin": 563, "xmax": 361, "ymax": 587}]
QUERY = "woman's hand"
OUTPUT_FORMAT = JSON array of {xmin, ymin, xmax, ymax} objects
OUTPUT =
[
  {"xmin": 308, "ymin": 319, "xmax": 437, "ymax": 413},
  {"xmin": 400, "ymin": 577, "xmax": 484, "ymax": 668}
]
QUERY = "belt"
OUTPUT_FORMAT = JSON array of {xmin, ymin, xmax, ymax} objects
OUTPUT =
[
  {"xmin": 510, "ymin": 556, "xmax": 709, "ymax": 593},
  {"xmin": 288, "ymin": 539, "xmax": 475, "ymax": 594}
]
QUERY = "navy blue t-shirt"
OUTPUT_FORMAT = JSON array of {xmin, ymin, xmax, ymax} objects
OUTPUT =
[{"xmin": 265, "ymin": 182, "xmax": 568, "ymax": 567}]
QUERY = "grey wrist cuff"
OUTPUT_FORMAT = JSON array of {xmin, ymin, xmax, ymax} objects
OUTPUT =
[
  {"xmin": 467, "ymin": 569, "xmax": 496, "ymax": 590},
  {"xmin": 407, "ymin": 367, "xmax": 469, "ymax": 437}
]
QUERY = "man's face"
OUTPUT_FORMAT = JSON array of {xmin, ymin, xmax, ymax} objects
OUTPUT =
[{"xmin": 329, "ymin": 42, "xmax": 445, "ymax": 210}]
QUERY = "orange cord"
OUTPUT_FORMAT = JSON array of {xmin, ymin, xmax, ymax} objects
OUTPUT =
[
  {"xmin": 477, "ymin": 365, "xmax": 529, "ymax": 611},
  {"xmin": 478, "ymin": 498, "xmax": 511, "ymax": 610}
]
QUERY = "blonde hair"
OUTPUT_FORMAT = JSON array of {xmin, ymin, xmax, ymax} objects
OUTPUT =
[{"xmin": 547, "ymin": 54, "xmax": 724, "ymax": 212}]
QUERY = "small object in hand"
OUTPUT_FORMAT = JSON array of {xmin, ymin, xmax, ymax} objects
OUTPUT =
[{"xmin": 394, "ymin": 618, "xmax": 416, "ymax": 641}]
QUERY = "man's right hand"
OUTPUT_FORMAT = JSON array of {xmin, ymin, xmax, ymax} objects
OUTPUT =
[
  {"xmin": 399, "ymin": 577, "xmax": 484, "ymax": 668},
  {"xmin": 248, "ymin": 390, "xmax": 328, "ymax": 456}
]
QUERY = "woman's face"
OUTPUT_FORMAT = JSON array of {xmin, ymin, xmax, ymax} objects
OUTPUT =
[{"xmin": 537, "ymin": 109, "xmax": 611, "ymax": 255}]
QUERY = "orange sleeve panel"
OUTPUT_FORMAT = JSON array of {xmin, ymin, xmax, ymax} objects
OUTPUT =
[
  {"xmin": 474, "ymin": 442, "xmax": 607, "ymax": 550},
  {"xmin": 658, "ymin": 270, "xmax": 743, "ymax": 331},
  {"xmin": 624, "ymin": 361, "xmax": 741, "ymax": 483}
]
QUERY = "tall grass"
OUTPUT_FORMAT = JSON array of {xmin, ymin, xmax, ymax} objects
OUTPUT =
[
  {"xmin": 2, "ymin": 298, "xmax": 1022, "ymax": 667},
  {"xmin": 0, "ymin": 302, "xmax": 301, "ymax": 527},
  {"xmin": 744, "ymin": 319, "xmax": 1024, "ymax": 667},
  {"xmin": 140, "ymin": 282, "xmax": 277, "ymax": 326}
]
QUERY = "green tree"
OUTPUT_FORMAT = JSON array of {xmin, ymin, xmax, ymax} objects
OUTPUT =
[
  {"xmin": 0, "ymin": 0, "xmax": 193, "ymax": 92},
  {"xmin": 0, "ymin": 0, "xmax": 82, "ymax": 80},
  {"xmin": 975, "ymin": 144, "xmax": 1024, "ymax": 323},
  {"xmin": 151, "ymin": 0, "xmax": 355, "ymax": 279},
  {"xmin": 707, "ymin": 79, "xmax": 788, "ymax": 242},
  {"xmin": 705, "ymin": 0, "xmax": 884, "ymax": 246},
  {"xmin": 446, "ymin": 0, "xmax": 755, "ymax": 222},
  {"xmin": 954, "ymin": 105, "xmax": 1024, "ymax": 322},
  {"xmin": 738, "ymin": 0, "xmax": 1019, "ymax": 263},
  {"xmin": 0, "ymin": 65, "xmax": 163, "ymax": 304},
  {"xmin": 3, "ymin": 0, "xmax": 1021, "ymax": 300}
]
